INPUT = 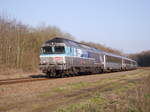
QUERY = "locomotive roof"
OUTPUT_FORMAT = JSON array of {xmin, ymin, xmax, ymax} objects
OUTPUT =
[
  {"xmin": 45, "ymin": 37, "xmax": 103, "ymax": 52},
  {"xmin": 45, "ymin": 37, "xmax": 136, "ymax": 62}
]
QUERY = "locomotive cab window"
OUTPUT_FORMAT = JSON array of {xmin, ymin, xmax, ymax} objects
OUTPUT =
[
  {"xmin": 54, "ymin": 46, "xmax": 65, "ymax": 54},
  {"xmin": 41, "ymin": 46, "xmax": 53, "ymax": 54}
]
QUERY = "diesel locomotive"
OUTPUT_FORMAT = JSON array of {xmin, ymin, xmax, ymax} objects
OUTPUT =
[{"xmin": 39, "ymin": 37, "xmax": 137, "ymax": 77}]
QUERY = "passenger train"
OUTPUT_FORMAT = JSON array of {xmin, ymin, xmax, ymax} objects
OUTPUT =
[{"xmin": 39, "ymin": 37, "xmax": 137, "ymax": 77}]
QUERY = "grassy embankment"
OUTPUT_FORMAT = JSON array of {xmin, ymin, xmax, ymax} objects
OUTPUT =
[
  {"xmin": 0, "ymin": 68, "xmax": 150, "ymax": 112},
  {"xmin": 56, "ymin": 69, "xmax": 150, "ymax": 112},
  {"xmin": 35, "ymin": 68, "xmax": 150, "ymax": 112}
]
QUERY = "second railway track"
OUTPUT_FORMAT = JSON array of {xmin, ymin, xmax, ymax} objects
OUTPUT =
[{"xmin": 0, "ymin": 77, "xmax": 51, "ymax": 86}]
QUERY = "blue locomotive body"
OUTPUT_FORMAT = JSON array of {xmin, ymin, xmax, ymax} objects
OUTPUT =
[{"xmin": 39, "ymin": 37, "xmax": 137, "ymax": 77}]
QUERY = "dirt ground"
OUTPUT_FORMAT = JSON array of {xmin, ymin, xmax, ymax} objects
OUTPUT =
[
  {"xmin": 0, "ymin": 68, "xmax": 41, "ymax": 80},
  {"xmin": 0, "ymin": 68, "xmax": 149, "ymax": 112}
]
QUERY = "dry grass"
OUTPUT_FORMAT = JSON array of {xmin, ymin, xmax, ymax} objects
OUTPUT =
[
  {"xmin": 0, "ymin": 68, "xmax": 150, "ymax": 112},
  {"xmin": 0, "ymin": 68, "xmax": 42, "ymax": 80},
  {"xmin": 56, "ymin": 70, "xmax": 150, "ymax": 112},
  {"xmin": 125, "ymin": 75, "xmax": 150, "ymax": 112}
]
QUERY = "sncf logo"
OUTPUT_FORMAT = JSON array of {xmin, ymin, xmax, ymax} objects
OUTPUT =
[{"xmin": 54, "ymin": 57, "xmax": 63, "ymax": 61}]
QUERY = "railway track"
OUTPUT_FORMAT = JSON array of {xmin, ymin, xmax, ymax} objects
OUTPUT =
[
  {"xmin": 0, "ymin": 70, "xmax": 135, "ymax": 86},
  {"xmin": 0, "ymin": 77, "xmax": 50, "ymax": 86}
]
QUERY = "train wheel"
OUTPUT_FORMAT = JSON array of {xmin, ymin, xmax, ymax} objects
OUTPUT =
[
  {"xmin": 70, "ymin": 68, "xmax": 76, "ymax": 77},
  {"xmin": 46, "ymin": 72, "xmax": 51, "ymax": 78},
  {"xmin": 66, "ymin": 70, "xmax": 71, "ymax": 77},
  {"xmin": 72, "ymin": 68, "xmax": 78, "ymax": 76},
  {"xmin": 94, "ymin": 67, "xmax": 100, "ymax": 74},
  {"xmin": 98, "ymin": 68, "xmax": 103, "ymax": 73},
  {"xmin": 46, "ymin": 72, "xmax": 53, "ymax": 78},
  {"xmin": 47, "ymin": 70, "xmax": 56, "ymax": 78},
  {"xmin": 61, "ymin": 72, "xmax": 65, "ymax": 78}
]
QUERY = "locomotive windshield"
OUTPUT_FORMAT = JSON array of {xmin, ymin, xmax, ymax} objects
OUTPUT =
[
  {"xmin": 41, "ymin": 46, "xmax": 53, "ymax": 54},
  {"xmin": 54, "ymin": 46, "xmax": 65, "ymax": 54},
  {"xmin": 41, "ymin": 46, "xmax": 65, "ymax": 54}
]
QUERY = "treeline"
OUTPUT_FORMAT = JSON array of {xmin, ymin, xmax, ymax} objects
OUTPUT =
[
  {"xmin": 0, "ymin": 15, "xmax": 122, "ymax": 72},
  {"xmin": 129, "ymin": 50, "xmax": 150, "ymax": 67},
  {"xmin": 0, "ymin": 16, "xmax": 74, "ymax": 71},
  {"xmin": 81, "ymin": 41, "xmax": 123, "ymax": 55}
]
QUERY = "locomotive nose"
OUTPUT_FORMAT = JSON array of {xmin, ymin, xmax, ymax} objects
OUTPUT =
[
  {"xmin": 40, "ymin": 56, "xmax": 65, "ymax": 65},
  {"xmin": 40, "ymin": 56, "xmax": 55, "ymax": 64},
  {"xmin": 54, "ymin": 56, "xmax": 64, "ymax": 64}
]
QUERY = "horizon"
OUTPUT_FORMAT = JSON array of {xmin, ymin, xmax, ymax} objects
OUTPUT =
[{"xmin": 0, "ymin": 0, "xmax": 150, "ymax": 54}]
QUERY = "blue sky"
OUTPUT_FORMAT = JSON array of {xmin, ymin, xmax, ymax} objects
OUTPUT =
[{"xmin": 0, "ymin": 0, "xmax": 150, "ymax": 53}]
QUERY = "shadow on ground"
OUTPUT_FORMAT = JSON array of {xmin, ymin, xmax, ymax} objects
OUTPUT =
[
  {"xmin": 29, "ymin": 69, "xmax": 135, "ymax": 79},
  {"xmin": 29, "ymin": 74, "xmax": 49, "ymax": 78}
]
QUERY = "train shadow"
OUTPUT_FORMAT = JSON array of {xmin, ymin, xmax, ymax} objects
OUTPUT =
[
  {"xmin": 29, "ymin": 74, "xmax": 49, "ymax": 78},
  {"xmin": 29, "ymin": 69, "xmax": 136, "ymax": 79}
]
